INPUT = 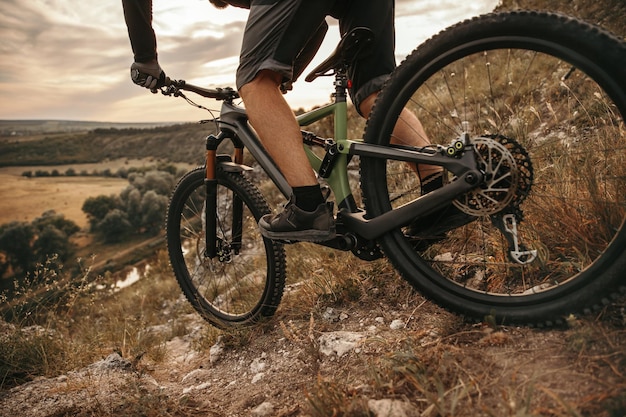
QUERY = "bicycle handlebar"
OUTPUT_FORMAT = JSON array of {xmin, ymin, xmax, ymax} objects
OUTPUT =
[{"xmin": 162, "ymin": 79, "xmax": 240, "ymax": 101}]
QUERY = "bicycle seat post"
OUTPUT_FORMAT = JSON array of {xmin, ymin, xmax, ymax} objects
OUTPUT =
[{"xmin": 333, "ymin": 66, "xmax": 349, "ymax": 105}]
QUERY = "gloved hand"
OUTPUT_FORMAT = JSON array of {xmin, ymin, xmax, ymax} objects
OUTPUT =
[{"xmin": 130, "ymin": 61, "xmax": 168, "ymax": 93}]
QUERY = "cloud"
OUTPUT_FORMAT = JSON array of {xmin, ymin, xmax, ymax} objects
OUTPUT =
[{"xmin": 0, "ymin": 0, "xmax": 498, "ymax": 122}]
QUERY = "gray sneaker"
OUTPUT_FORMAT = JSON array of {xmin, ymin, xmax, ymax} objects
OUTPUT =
[{"xmin": 258, "ymin": 197, "xmax": 336, "ymax": 242}]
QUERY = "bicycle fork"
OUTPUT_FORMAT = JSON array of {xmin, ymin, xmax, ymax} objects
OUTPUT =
[
  {"xmin": 203, "ymin": 132, "xmax": 244, "ymax": 261},
  {"xmin": 204, "ymin": 133, "xmax": 219, "ymax": 259}
]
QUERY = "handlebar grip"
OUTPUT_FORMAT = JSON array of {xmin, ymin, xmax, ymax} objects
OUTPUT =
[{"xmin": 130, "ymin": 67, "xmax": 170, "ymax": 88}]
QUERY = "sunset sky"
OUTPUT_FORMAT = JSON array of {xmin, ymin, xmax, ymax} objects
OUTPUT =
[{"xmin": 0, "ymin": 0, "xmax": 498, "ymax": 123}]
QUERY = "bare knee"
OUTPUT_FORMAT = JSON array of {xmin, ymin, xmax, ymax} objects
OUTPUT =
[{"xmin": 239, "ymin": 70, "xmax": 283, "ymax": 99}]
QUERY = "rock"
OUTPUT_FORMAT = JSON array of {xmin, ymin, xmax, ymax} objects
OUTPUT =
[
  {"xmin": 390, "ymin": 319, "xmax": 405, "ymax": 330},
  {"xmin": 322, "ymin": 307, "xmax": 340, "ymax": 322},
  {"xmin": 210, "ymin": 336, "xmax": 225, "ymax": 364},
  {"xmin": 318, "ymin": 331, "xmax": 365, "ymax": 357},
  {"xmin": 181, "ymin": 368, "xmax": 213, "ymax": 384},
  {"xmin": 251, "ymin": 401, "xmax": 274, "ymax": 416},
  {"xmin": 368, "ymin": 399, "xmax": 419, "ymax": 417},
  {"xmin": 88, "ymin": 353, "xmax": 131, "ymax": 372},
  {"xmin": 250, "ymin": 357, "xmax": 266, "ymax": 373},
  {"xmin": 166, "ymin": 337, "xmax": 198, "ymax": 364}
]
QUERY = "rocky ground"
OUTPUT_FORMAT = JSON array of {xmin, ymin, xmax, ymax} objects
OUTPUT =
[{"xmin": 1, "ymin": 281, "xmax": 624, "ymax": 417}]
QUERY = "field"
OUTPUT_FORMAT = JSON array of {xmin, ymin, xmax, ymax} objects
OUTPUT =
[
  {"xmin": 0, "ymin": 172, "xmax": 126, "ymax": 228},
  {"xmin": 0, "ymin": 159, "xmax": 195, "ymax": 229}
]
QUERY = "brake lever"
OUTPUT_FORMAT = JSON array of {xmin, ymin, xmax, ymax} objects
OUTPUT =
[{"xmin": 160, "ymin": 84, "xmax": 183, "ymax": 97}]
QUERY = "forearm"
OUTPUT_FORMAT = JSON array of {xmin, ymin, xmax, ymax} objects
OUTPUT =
[{"xmin": 122, "ymin": 0, "xmax": 158, "ymax": 63}]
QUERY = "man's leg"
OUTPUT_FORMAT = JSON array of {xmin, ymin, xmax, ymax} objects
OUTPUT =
[
  {"xmin": 240, "ymin": 70, "xmax": 335, "ymax": 241},
  {"xmin": 359, "ymin": 93, "xmax": 442, "ymax": 182},
  {"xmin": 240, "ymin": 70, "xmax": 317, "ymax": 188},
  {"xmin": 235, "ymin": 0, "xmax": 337, "ymax": 241}
]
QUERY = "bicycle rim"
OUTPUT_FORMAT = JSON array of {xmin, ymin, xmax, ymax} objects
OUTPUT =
[
  {"xmin": 362, "ymin": 12, "xmax": 626, "ymax": 325},
  {"xmin": 166, "ymin": 167, "xmax": 285, "ymax": 328}
]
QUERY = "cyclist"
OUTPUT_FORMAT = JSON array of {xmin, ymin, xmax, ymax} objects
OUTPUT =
[{"xmin": 122, "ymin": 0, "xmax": 466, "ymax": 242}]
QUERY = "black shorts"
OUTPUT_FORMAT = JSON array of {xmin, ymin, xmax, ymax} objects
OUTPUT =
[{"xmin": 236, "ymin": 0, "xmax": 396, "ymax": 111}]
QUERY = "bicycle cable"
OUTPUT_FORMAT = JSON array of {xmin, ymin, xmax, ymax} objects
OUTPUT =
[{"xmin": 161, "ymin": 86, "xmax": 222, "ymax": 132}]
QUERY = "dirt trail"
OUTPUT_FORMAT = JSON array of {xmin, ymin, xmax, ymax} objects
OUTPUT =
[{"xmin": 1, "ymin": 285, "xmax": 624, "ymax": 417}]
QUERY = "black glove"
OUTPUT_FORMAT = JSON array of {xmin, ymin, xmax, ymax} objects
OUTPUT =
[{"xmin": 130, "ymin": 61, "xmax": 168, "ymax": 93}]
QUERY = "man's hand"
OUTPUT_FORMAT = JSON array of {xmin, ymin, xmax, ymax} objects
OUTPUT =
[{"xmin": 130, "ymin": 61, "xmax": 168, "ymax": 93}]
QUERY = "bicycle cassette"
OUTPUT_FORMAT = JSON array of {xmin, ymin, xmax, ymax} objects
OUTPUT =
[{"xmin": 452, "ymin": 134, "xmax": 533, "ymax": 216}]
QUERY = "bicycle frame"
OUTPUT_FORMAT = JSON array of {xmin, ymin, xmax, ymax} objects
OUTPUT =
[{"xmin": 214, "ymin": 91, "xmax": 483, "ymax": 242}]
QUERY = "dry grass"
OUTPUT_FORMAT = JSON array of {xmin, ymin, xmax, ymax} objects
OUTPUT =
[
  {"xmin": 383, "ymin": 21, "xmax": 626, "ymax": 297},
  {"xmin": 1, "ymin": 240, "xmax": 624, "ymax": 416},
  {"xmin": 0, "ymin": 250, "xmax": 189, "ymax": 389},
  {"xmin": 0, "ymin": 173, "xmax": 127, "ymax": 228}
]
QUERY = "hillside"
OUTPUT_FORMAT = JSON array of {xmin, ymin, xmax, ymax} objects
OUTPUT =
[
  {"xmin": 0, "ymin": 120, "xmax": 177, "ymax": 136},
  {"xmin": 0, "ymin": 122, "xmax": 213, "ymax": 167}
]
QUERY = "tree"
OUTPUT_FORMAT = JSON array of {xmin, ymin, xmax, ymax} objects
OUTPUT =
[
  {"xmin": 122, "ymin": 188, "xmax": 143, "ymax": 230},
  {"xmin": 32, "ymin": 225, "xmax": 72, "ymax": 270},
  {"xmin": 98, "ymin": 209, "xmax": 132, "ymax": 243},
  {"xmin": 0, "ymin": 213, "xmax": 79, "ymax": 280},
  {"xmin": 32, "ymin": 210, "xmax": 80, "ymax": 237},
  {"xmin": 81, "ymin": 168, "xmax": 176, "ymax": 242},
  {"xmin": 128, "ymin": 170, "xmax": 175, "ymax": 196},
  {"xmin": 139, "ymin": 190, "xmax": 168, "ymax": 234},
  {"xmin": 82, "ymin": 195, "xmax": 119, "ymax": 230},
  {"xmin": 0, "ymin": 221, "xmax": 35, "ymax": 275}
]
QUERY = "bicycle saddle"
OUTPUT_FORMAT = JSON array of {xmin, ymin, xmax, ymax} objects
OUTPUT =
[{"xmin": 305, "ymin": 27, "xmax": 375, "ymax": 82}]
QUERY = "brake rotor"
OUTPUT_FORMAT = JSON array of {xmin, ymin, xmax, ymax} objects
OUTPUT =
[{"xmin": 452, "ymin": 135, "xmax": 533, "ymax": 216}]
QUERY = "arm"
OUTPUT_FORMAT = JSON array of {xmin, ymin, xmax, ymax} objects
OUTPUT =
[
  {"xmin": 122, "ymin": 0, "xmax": 157, "ymax": 63},
  {"xmin": 122, "ymin": 0, "xmax": 166, "ymax": 90}
]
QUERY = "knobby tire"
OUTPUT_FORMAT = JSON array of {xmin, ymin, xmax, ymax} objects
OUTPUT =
[
  {"xmin": 361, "ymin": 11, "xmax": 626, "ymax": 326},
  {"xmin": 166, "ymin": 167, "xmax": 286, "ymax": 329}
]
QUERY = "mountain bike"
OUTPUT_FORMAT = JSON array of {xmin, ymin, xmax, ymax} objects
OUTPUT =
[{"xmin": 160, "ymin": 11, "xmax": 626, "ymax": 329}]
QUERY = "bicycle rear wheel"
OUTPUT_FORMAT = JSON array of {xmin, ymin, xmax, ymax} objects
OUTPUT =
[
  {"xmin": 166, "ymin": 166, "xmax": 286, "ymax": 328},
  {"xmin": 361, "ymin": 11, "xmax": 626, "ymax": 326}
]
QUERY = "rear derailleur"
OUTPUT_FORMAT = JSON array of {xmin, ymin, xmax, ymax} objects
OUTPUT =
[{"xmin": 491, "ymin": 209, "xmax": 537, "ymax": 265}]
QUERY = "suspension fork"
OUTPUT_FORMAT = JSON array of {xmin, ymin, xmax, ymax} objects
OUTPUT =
[
  {"xmin": 204, "ymin": 133, "xmax": 220, "ymax": 259},
  {"xmin": 204, "ymin": 131, "xmax": 246, "ymax": 259}
]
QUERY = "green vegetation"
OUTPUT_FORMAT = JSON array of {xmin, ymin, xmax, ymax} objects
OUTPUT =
[
  {"xmin": 0, "ymin": 211, "xmax": 79, "ymax": 292},
  {"xmin": 82, "ymin": 167, "xmax": 183, "ymax": 242},
  {"xmin": 0, "ymin": 163, "xmax": 182, "ymax": 294}
]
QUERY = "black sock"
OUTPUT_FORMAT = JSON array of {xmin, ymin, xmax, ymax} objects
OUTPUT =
[
  {"xmin": 293, "ymin": 185, "xmax": 324, "ymax": 212},
  {"xmin": 421, "ymin": 172, "xmax": 444, "ymax": 195}
]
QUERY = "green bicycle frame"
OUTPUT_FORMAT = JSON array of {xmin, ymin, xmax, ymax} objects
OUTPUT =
[{"xmin": 298, "ymin": 100, "xmax": 355, "ymax": 208}]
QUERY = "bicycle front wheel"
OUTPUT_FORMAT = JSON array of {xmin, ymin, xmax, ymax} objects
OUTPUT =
[
  {"xmin": 361, "ymin": 11, "xmax": 626, "ymax": 326},
  {"xmin": 166, "ymin": 166, "xmax": 286, "ymax": 328}
]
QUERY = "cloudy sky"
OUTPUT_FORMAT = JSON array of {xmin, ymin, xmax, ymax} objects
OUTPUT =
[{"xmin": 0, "ymin": 0, "xmax": 498, "ymax": 123}]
